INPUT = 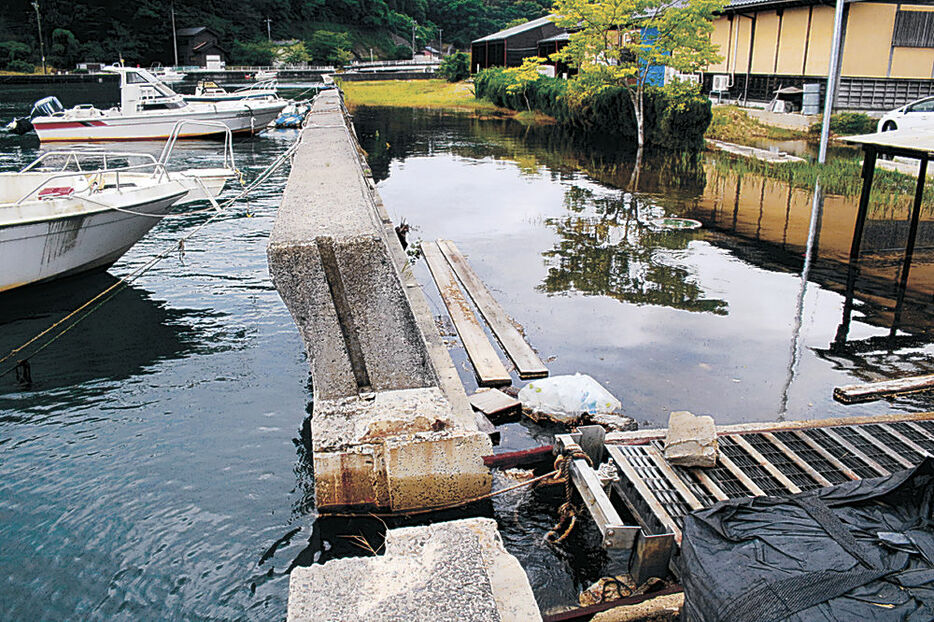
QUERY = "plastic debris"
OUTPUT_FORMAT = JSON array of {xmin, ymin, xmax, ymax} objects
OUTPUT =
[{"xmin": 518, "ymin": 373, "xmax": 621, "ymax": 425}]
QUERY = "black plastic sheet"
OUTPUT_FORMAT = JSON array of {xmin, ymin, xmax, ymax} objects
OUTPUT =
[{"xmin": 680, "ymin": 458, "xmax": 934, "ymax": 622}]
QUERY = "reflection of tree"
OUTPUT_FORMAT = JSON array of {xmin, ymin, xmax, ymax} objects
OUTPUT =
[{"xmin": 539, "ymin": 187, "xmax": 728, "ymax": 314}]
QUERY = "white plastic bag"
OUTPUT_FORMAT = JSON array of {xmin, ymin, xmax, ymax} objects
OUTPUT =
[{"xmin": 518, "ymin": 373, "xmax": 621, "ymax": 422}]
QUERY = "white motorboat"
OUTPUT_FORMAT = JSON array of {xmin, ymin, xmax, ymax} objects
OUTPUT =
[
  {"xmin": 24, "ymin": 121, "xmax": 239, "ymax": 204},
  {"xmin": 185, "ymin": 80, "xmax": 279, "ymax": 103},
  {"xmin": 0, "ymin": 167, "xmax": 188, "ymax": 292},
  {"xmin": 150, "ymin": 64, "xmax": 187, "ymax": 84},
  {"xmin": 29, "ymin": 66, "xmax": 288, "ymax": 142},
  {"xmin": 253, "ymin": 70, "xmax": 278, "ymax": 82}
]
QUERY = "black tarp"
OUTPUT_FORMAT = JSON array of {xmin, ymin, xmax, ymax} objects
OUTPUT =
[{"xmin": 680, "ymin": 458, "xmax": 934, "ymax": 622}]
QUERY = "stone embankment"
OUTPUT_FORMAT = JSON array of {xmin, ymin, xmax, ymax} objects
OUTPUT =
[{"xmin": 267, "ymin": 89, "xmax": 492, "ymax": 512}]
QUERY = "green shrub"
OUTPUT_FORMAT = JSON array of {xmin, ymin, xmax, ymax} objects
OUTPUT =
[
  {"xmin": 809, "ymin": 112, "xmax": 877, "ymax": 136},
  {"xmin": 389, "ymin": 44, "xmax": 413, "ymax": 60},
  {"xmin": 7, "ymin": 59, "xmax": 34, "ymax": 73},
  {"xmin": 474, "ymin": 68, "xmax": 711, "ymax": 151},
  {"xmin": 438, "ymin": 52, "xmax": 469, "ymax": 82}
]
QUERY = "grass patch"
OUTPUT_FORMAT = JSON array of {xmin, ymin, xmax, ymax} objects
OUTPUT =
[
  {"xmin": 340, "ymin": 79, "xmax": 510, "ymax": 113},
  {"xmin": 706, "ymin": 105, "xmax": 808, "ymax": 143}
]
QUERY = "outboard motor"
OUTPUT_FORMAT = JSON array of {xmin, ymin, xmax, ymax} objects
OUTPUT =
[{"xmin": 6, "ymin": 96, "xmax": 64, "ymax": 135}]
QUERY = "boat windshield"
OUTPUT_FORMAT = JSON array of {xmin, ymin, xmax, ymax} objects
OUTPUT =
[{"xmin": 125, "ymin": 70, "xmax": 178, "ymax": 98}]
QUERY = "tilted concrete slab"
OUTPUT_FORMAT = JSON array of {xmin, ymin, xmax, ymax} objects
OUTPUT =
[
  {"xmin": 267, "ymin": 90, "xmax": 492, "ymax": 511},
  {"xmin": 287, "ymin": 518, "xmax": 542, "ymax": 622}
]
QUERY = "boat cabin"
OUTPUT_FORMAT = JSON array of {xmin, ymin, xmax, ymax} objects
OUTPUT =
[{"xmin": 101, "ymin": 66, "xmax": 188, "ymax": 113}]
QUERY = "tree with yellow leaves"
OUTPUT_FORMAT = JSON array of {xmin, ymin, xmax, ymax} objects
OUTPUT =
[{"xmin": 551, "ymin": 0, "xmax": 724, "ymax": 151}]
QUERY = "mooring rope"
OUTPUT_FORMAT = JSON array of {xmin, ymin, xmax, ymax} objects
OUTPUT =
[
  {"xmin": 544, "ymin": 448, "xmax": 591, "ymax": 544},
  {"xmin": 0, "ymin": 137, "xmax": 302, "ymax": 380}
]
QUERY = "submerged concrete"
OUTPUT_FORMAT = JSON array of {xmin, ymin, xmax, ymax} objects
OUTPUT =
[
  {"xmin": 267, "ymin": 90, "xmax": 492, "ymax": 510},
  {"xmin": 287, "ymin": 518, "xmax": 542, "ymax": 622}
]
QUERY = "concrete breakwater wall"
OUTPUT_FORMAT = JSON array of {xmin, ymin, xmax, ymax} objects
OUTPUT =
[{"xmin": 267, "ymin": 90, "xmax": 492, "ymax": 511}]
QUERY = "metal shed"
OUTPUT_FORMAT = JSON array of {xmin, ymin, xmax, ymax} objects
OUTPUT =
[{"xmin": 470, "ymin": 16, "xmax": 564, "ymax": 72}]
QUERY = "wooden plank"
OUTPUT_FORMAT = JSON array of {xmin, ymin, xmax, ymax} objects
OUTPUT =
[
  {"xmin": 833, "ymin": 373, "xmax": 934, "ymax": 404},
  {"xmin": 877, "ymin": 423, "xmax": 930, "ymax": 458},
  {"xmin": 474, "ymin": 411, "xmax": 500, "ymax": 446},
  {"xmin": 422, "ymin": 241, "xmax": 511, "ymax": 387},
  {"xmin": 792, "ymin": 431, "xmax": 861, "ymax": 481},
  {"xmin": 731, "ymin": 434, "xmax": 802, "ymax": 494},
  {"xmin": 822, "ymin": 428, "xmax": 890, "ymax": 476},
  {"xmin": 691, "ymin": 468, "xmax": 728, "ymax": 501},
  {"xmin": 605, "ymin": 411, "xmax": 934, "ymax": 445},
  {"xmin": 469, "ymin": 389, "xmax": 521, "ymax": 421},
  {"xmin": 717, "ymin": 452, "xmax": 766, "ymax": 497},
  {"xmin": 761, "ymin": 432, "xmax": 832, "ymax": 487},
  {"xmin": 643, "ymin": 445, "xmax": 703, "ymax": 510},
  {"xmin": 851, "ymin": 425, "xmax": 913, "ymax": 469},
  {"xmin": 437, "ymin": 239, "xmax": 548, "ymax": 379}
]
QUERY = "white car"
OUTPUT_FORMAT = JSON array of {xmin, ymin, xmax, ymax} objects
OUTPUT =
[{"xmin": 878, "ymin": 95, "xmax": 934, "ymax": 132}]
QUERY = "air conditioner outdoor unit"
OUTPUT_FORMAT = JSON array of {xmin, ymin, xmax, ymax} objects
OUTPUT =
[{"xmin": 711, "ymin": 74, "xmax": 730, "ymax": 93}]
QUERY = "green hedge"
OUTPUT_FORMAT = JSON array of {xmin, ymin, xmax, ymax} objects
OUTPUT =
[
  {"xmin": 473, "ymin": 68, "xmax": 712, "ymax": 151},
  {"xmin": 808, "ymin": 112, "xmax": 877, "ymax": 136}
]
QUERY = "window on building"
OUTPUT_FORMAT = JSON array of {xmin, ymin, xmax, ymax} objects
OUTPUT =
[{"xmin": 893, "ymin": 10, "xmax": 934, "ymax": 48}]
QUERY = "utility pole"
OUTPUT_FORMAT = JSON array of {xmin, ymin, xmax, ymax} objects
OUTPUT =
[
  {"xmin": 171, "ymin": 2, "xmax": 179, "ymax": 67},
  {"xmin": 31, "ymin": 1, "xmax": 45, "ymax": 75},
  {"xmin": 411, "ymin": 20, "xmax": 417, "ymax": 59},
  {"xmin": 439, "ymin": 29, "xmax": 443, "ymax": 57},
  {"xmin": 265, "ymin": 17, "xmax": 272, "ymax": 42}
]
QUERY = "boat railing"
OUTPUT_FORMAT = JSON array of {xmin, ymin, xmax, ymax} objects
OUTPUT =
[
  {"xmin": 21, "ymin": 149, "xmax": 160, "ymax": 175},
  {"xmin": 15, "ymin": 161, "xmax": 172, "ymax": 206},
  {"xmin": 234, "ymin": 80, "xmax": 278, "ymax": 93},
  {"xmin": 158, "ymin": 120, "xmax": 235, "ymax": 172}
]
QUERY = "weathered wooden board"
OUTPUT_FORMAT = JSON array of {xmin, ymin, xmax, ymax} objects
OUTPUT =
[
  {"xmin": 437, "ymin": 239, "xmax": 548, "ymax": 379},
  {"xmin": 469, "ymin": 389, "xmax": 521, "ymax": 421},
  {"xmin": 422, "ymin": 241, "xmax": 511, "ymax": 387},
  {"xmin": 474, "ymin": 411, "xmax": 501, "ymax": 446},
  {"xmin": 834, "ymin": 374, "xmax": 934, "ymax": 404}
]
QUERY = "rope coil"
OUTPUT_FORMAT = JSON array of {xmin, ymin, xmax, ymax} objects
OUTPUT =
[{"xmin": 545, "ymin": 447, "xmax": 592, "ymax": 545}]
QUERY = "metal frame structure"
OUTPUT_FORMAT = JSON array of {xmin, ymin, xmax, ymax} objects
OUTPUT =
[{"xmin": 556, "ymin": 413, "xmax": 934, "ymax": 582}]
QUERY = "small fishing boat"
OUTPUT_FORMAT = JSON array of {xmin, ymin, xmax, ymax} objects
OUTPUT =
[
  {"xmin": 150, "ymin": 64, "xmax": 187, "ymax": 84},
  {"xmin": 273, "ymin": 101, "xmax": 311, "ymax": 128},
  {"xmin": 185, "ymin": 80, "xmax": 278, "ymax": 103},
  {"xmin": 22, "ymin": 121, "xmax": 240, "ymax": 204},
  {"xmin": 0, "ymin": 167, "xmax": 187, "ymax": 292},
  {"xmin": 27, "ymin": 66, "xmax": 287, "ymax": 142},
  {"xmin": 253, "ymin": 70, "xmax": 278, "ymax": 82}
]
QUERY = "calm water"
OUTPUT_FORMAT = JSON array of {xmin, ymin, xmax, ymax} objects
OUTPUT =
[
  {"xmin": 3, "ymin": 85, "xmax": 934, "ymax": 620},
  {"xmin": 0, "ymin": 83, "xmax": 316, "ymax": 620}
]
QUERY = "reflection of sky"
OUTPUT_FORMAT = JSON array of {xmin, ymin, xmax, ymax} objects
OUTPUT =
[{"xmin": 377, "ymin": 149, "xmax": 934, "ymax": 428}]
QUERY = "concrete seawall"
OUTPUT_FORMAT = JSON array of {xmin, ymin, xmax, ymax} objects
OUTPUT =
[{"xmin": 267, "ymin": 90, "xmax": 492, "ymax": 511}]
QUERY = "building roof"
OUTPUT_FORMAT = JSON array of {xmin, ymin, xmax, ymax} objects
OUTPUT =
[
  {"xmin": 538, "ymin": 32, "xmax": 570, "ymax": 44},
  {"xmin": 722, "ymin": 0, "xmax": 868, "ymax": 12},
  {"xmin": 473, "ymin": 15, "xmax": 557, "ymax": 44},
  {"xmin": 177, "ymin": 26, "xmax": 216, "ymax": 38}
]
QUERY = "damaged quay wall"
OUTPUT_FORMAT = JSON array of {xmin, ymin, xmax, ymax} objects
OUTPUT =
[{"xmin": 266, "ymin": 89, "xmax": 492, "ymax": 511}]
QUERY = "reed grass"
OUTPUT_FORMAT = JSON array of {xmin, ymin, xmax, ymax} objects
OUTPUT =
[{"xmin": 339, "ymin": 79, "xmax": 507, "ymax": 113}]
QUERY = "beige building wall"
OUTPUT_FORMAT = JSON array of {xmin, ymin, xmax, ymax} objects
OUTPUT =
[
  {"xmin": 840, "ymin": 3, "xmax": 897, "ymax": 77},
  {"xmin": 750, "ymin": 12, "xmax": 780, "ymax": 74},
  {"xmin": 775, "ymin": 8, "xmax": 810, "ymax": 75},
  {"xmin": 706, "ymin": 1, "xmax": 934, "ymax": 80}
]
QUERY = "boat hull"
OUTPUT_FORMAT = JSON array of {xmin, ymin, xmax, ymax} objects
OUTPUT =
[
  {"xmin": 32, "ymin": 102, "xmax": 286, "ymax": 142},
  {"xmin": 0, "ymin": 188, "xmax": 186, "ymax": 292}
]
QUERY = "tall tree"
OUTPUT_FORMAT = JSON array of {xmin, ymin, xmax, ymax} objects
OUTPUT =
[{"xmin": 551, "ymin": 0, "xmax": 724, "ymax": 152}]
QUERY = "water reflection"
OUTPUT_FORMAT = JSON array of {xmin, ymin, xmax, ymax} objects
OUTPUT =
[
  {"xmin": 540, "ymin": 186, "xmax": 727, "ymax": 314},
  {"xmin": 0, "ymin": 272, "xmax": 205, "ymax": 403}
]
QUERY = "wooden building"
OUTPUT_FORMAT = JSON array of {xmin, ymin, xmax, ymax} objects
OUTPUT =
[
  {"xmin": 471, "ymin": 16, "xmax": 564, "ymax": 72},
  {"xmin": 705, "ymin": 0, "xmax": 934, "ymax": 111},
  {"xmin": 177, "ymin": 27, "xmax": 228, "ymax": 67}
]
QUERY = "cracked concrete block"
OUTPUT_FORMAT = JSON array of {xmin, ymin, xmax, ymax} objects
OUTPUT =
[
  {"xmin": 287, "ymin": 518, "xmax": 541, "ymax": 622},
  {"xmin": 663, "ymin": 411, "xmax": 718, "ymax": 468}
]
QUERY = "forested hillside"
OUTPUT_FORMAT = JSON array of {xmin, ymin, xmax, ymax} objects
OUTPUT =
[{"xmin": 0, "ymin": 0, "xmax": 550, "ymax": 70}]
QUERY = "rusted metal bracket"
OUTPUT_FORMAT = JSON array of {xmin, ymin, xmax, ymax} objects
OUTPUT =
[{"xmin": 555, "ymin": 430, "xmax": 639, "ymax": 550}]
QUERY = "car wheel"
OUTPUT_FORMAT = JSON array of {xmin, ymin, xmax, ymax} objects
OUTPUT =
[{"xmin": 882, "ymin": 121, "xmax": 897, "ymax": 132}]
